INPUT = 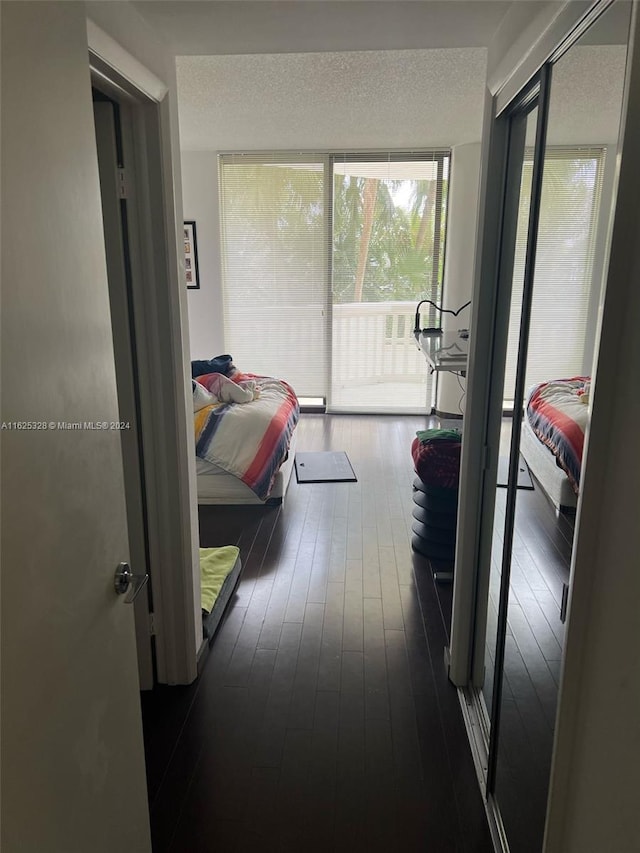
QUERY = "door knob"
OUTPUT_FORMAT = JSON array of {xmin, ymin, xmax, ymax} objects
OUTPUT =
[{"xmin": 114, "ymin": 562, "xmax": 149, "ymax": 603}]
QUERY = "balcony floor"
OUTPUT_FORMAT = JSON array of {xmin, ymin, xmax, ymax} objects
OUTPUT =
[{"xmin": 329, "ymin": 379, "xmax": 432, "ymax": 411}]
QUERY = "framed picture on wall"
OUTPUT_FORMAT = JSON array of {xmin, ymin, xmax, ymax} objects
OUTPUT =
[{"xmin": 184, "ymin": 221, "xmax": 200, "ymax": 289}]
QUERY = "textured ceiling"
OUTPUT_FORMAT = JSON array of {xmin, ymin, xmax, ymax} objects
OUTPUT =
[
  {"xmin": 177, "ymin": 48, "xmax": 488, "ymax": 150},
  {"xmin": 546, "ymin": 45, "xmax": 628, "ymax": 145},
  {"xmin": 168, "ymin": 1, "xmax": 628, "ymax": 153},
  {"xmin": 134, "ymin": 1, "xmax": 510, "ymax": 55}
]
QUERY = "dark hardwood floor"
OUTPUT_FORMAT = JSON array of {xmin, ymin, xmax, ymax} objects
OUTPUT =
[
  {"xmin": 141, "ymin": 413, "xmax": 493, "ymax": 853},
  {"xmin": 485, "ymin": 476, "xmax": 574, "ymax": 853}
]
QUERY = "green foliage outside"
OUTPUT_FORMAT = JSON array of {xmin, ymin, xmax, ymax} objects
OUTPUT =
[
  {"xmin": 220, "ymin": 161, "xmax": 449, "ymax": 309},
  {"xmin": 332, "ymin": 174, "xmax": 449, "ymax": 305}
]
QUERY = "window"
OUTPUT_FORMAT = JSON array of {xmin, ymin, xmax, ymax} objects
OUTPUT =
[
  {"xmin": 219, "ymin": 151, "xmax": 450, "ymax": 412},
  {"xmin": 219, "ymin": 155, "xmax": 328, "ymax": 399},
  {"xmin": 504, "ymin": 147, "xmax": 606, "ymax": 400}
]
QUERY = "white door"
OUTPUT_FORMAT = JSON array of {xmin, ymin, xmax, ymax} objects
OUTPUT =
[{"xmin": 1, "ymin": 3, "xmax": 151, "ymax": 851}]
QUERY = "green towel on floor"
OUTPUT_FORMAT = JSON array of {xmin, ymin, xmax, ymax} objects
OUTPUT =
[
  {"xmin": 200, "ymin": 546, "xmax": 240, "ymax": 613},
  {"xmin": 416, "ymin": 428, "xmax": 462, "ymax": 444}
]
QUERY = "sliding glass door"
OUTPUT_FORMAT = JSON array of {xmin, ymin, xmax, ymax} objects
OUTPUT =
[
  {"xmin": 218, "ymin": 151, "xmax": 450, "ymax": 413},
  {"xmin": 330, "ymin": 154, "xmax": 449, "ymax": 412},
  {"xmin": 219, "ymin": 155, "xmax": 329, "ymax": 402},
  {"xmin": 481, "ymin": 101, "xmax": 543, "ymax": 726}
]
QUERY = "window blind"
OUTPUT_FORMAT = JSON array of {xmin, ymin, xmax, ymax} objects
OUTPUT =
[
  {"xmin": 504, "ymin": 147, "xmax": 606, "ymax": 400},
  {"xmin": 219, "ymin": 153, "xmax": 328, "ymax": 398}
]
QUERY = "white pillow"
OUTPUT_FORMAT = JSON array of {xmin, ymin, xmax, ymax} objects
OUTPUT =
[{"xmin": 192, "ymin": 380, "xmax": 216, "ymax": 412}]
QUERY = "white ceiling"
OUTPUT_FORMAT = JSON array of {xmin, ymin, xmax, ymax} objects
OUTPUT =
[
  {"xmin": 176, "ymin": 47, "xmax": 488, "ymax": 150},
  {"xmin": 131, "ymin": 1, "xmax": 630, "ymax": 153},
  {"xmin": 133, "ymin": 1, "xmax": 512, "ymax": 55},
  {"xmin": 546, "ymin": 44, "xmax": 628, "ymax": 145}
]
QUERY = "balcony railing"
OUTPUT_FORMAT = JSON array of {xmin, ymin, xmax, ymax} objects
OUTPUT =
[
  {"xmin": 332, "ymin": 301, "xmax": 427, "ymax": 386},
  {"xmin": 228, "ymin": 300, "xmax": 431, "ymax": 407}
]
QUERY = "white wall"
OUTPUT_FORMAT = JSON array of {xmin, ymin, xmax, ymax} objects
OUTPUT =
[
  {"xmin": 437, "ymin": 143, "xmax": 482, "ymax": 416},
  {"xmin": 88, "ymin": 0, "xmax": 173, "ymax": 83},
  {"xmin": 582, "ymin": 144, "xmax": 618, "ymax": 375},
  {"xmin": 182, "ymin": 151, "xmax": 226, "ymax": 357},
  {"xmin": 486, "ymin": 1, "xmax": 575, "ymax": 95}
]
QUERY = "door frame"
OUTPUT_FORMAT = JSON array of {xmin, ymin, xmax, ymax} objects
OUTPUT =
[
  {"xmin": 88, "ymin": 21, "xmax": 201, "ymax": 686},
  {"xmin": 93, "ymin": 95, "xmax": 156, "ymax": 689}
]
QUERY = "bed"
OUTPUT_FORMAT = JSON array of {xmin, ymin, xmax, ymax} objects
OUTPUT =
[
  {"xmin": 192, "ymin": 359, "xmax": 299, "ymax": 506},
  {"xmin": 196, "ymin": 431, "xmax": 298, "ymax": 505},
  {"xmin": 519, "ymin": 376, "xmax": 590, "ymax": 512}
]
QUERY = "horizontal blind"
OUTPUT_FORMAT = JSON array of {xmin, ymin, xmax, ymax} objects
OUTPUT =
[
  {"xmin": 219, "ymin": 153, "xmax": 328, "ymax": 398},
  {"xmin": 504, "ymin": 147, "xmax": 605, "ymax": 398}
]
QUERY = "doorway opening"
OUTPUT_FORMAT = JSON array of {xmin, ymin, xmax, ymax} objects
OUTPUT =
[
  {"xmin": 89, "ymin": 51, "xmax": 200, "ymax": 690},
  {"xmin": 92, "ymin": 87, "xmax": 155, "ymax": 689}
]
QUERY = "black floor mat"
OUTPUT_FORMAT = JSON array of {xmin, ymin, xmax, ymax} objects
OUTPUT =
[
  {"xmin": 294, "ymin": 451, "xmax": 357, "ymax": 483},
  {"xmin": 497, "ymin": 453, "xmax": 534, "ymax": 489}
]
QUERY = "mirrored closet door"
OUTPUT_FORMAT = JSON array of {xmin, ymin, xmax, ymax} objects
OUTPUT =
[{"xmin": 470, "ymin": 3, "xmax": 632, "ymax": 850}]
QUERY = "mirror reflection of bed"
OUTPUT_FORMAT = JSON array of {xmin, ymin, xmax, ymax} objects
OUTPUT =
[{"xmin": 519, "ymin": 376, "xmax": 589, "ymax": 513}]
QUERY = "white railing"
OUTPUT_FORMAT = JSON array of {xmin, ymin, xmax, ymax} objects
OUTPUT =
[
  {"xmin": 228, "ymin": 301, "xmax": 427, "ymax": 393},
  {"xmin": 332, "ymin": 301, "xmax": 426, "ymax": 385}
]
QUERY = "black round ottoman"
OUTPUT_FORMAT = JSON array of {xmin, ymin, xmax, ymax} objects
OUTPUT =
[{"xmin": 410, "ymin": 431, "xmax": 462, "ymax": 565}]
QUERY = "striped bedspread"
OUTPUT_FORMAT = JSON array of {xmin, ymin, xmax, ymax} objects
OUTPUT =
[
  {"xmin": 526, "ymin": 377, "xmax": 590, "ymax": 495},
  {"xmin": 194, "ymin": 372, "xmax": 299, "ymax": 500}
]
